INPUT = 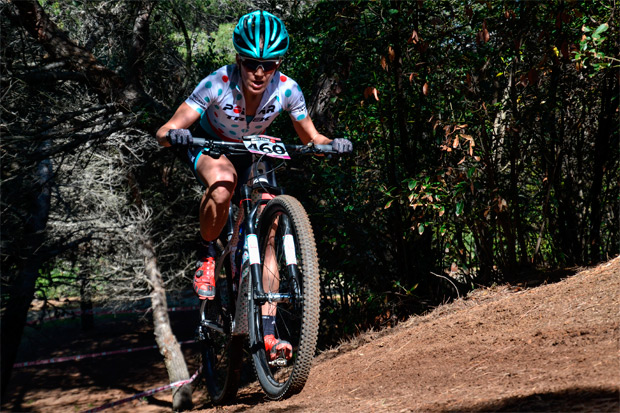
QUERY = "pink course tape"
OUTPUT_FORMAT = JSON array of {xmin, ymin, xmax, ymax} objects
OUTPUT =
[
  {"xmin": 82, "ymin": 366, "xmax": 203, "ymax": 413},
  {"xmin": 19, "ymin": 306, "xmax": 203, "ymax": 412}
]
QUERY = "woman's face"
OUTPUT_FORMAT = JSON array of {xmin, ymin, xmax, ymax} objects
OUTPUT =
[{"xmin": 237, "ymin": 56, "xmax": 280, "ymax": 97}]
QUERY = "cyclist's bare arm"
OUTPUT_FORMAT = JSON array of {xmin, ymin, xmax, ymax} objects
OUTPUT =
[
  {"xmin": 293, "ymin": 116, "xmax": 332, "ymax": 146},
  {"xmin": 156, "ymin": 102, "xmax": 201, "ymax": 147}
]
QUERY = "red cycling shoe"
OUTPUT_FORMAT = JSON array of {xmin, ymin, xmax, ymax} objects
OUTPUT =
[
  {"xmin": 264, "ymin": 334, "xmax": 293, "ymax": 361},
  {"xmin": 193, "ymin": 257, "xmax": 215, "ymax": 300}
]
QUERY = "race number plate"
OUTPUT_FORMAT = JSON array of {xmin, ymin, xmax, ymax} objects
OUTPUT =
[{"xmin": 243, "ymin": 135, "xmax": 290, "ymax": 159}]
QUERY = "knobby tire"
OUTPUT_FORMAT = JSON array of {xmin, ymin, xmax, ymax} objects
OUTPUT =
[{"xmin": 249, "ymin": 195, "xmax": 321, "ymax": 400}]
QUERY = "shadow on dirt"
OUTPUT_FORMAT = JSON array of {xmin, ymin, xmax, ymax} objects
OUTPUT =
[
  {"xmin": 192, "ymin": 391, "xmax": 268, "ymax": 412},
  {"xmin": 455, "ymin": 387, "xmax": 619, "ymax": 412}
]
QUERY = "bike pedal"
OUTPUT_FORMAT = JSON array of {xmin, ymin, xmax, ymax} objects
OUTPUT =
[
  {"xmin": 195, "ymin": 326, "xmax": 206, "ymax": 341},
  {"xmin": 268, "ymin": 357, "xmax": 288, "ymax": 367}
]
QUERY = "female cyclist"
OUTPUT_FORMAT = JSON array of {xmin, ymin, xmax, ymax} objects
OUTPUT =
[{"xmin": 156, "ymin": 10, "xmax": 352, "ymax": 360}]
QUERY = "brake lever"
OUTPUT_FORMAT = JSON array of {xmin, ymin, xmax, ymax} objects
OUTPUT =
[
  {"xmin": 201, "ymin": 145, "xmax": 222, "ymax": 159},
  {"xmin": 300, "ymin": 142, "xmax": 321, "ymax": 155}
]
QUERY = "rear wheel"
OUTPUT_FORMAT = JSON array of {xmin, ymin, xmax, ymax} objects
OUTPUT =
[
  {"xmin": 199, "ymin": 245, "xmax": 242, "ymax": 405},
  {"xmin": 248, "ymin": 195, "xmax": 320, "ymax": 400}
]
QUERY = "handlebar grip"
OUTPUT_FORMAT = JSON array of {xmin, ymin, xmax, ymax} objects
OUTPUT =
[
  {"xmin": 192, "ymin": 137, "xmax": 207, "ymax": 147},
  {"xmin": 314, "ymin": 144, "xmax": 334, "ymax": 152}
]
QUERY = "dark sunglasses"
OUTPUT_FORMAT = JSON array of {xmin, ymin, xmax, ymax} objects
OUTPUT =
[{"xmin": 239, "ymin": 57, "xmax": 281, "ymax": 72}]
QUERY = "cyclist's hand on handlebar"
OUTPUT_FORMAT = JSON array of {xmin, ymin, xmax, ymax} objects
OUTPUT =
[
  {"xmin": 166, "ymin": 129, "xmax": 194, "ymax": 146},
  {"xmin": 331, "ymin": 138, "xmax": 353, "ymax": 154}
]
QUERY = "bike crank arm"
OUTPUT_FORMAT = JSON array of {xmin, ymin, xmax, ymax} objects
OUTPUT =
[
  {"xmin": 199, "ymin": 300, "xmax": 227, "ymax": 334},
  {"xmin": 201, "ymin": 319, "xmax": 225, "ymax": 334}
]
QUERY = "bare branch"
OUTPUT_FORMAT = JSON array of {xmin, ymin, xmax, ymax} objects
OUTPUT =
[
  {"xmin": 9, "ymin": 0, "xmax": 168, "ymax": 127},
  {"xmin": 126, "ymin": 1, "xmax": 156, "ymax": 85},
  {"xmin": 14, "ymin": 70, "xmax": 88, "ymax": 84},
  {"xmin": 169, "ymin": 2, "xmax": 193, "ymax": 93},
  {"xmin": 10, "ymin": 0, "xmax": 123, "ymax": 99}
]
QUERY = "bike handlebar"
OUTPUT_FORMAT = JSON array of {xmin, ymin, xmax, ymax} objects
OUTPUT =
[{"xmin": 191, "ymin": 136, "xmax": 336, "ymax": 156}]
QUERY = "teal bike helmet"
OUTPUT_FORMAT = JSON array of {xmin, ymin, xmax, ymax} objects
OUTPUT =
[{"xmin": 233, "ymin": 10, "xmax": 289, "ymax": 59}]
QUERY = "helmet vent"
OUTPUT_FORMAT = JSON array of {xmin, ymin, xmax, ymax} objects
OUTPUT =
[{"xmin": 233, "ymin": 10, "xmax": 289, "ymax": 60}]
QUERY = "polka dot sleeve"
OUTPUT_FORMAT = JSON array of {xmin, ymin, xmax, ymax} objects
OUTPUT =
[
  {"xmin": 185, "ymin": 68, "xmax": 229, "ymax": 117},
  {"xmin": 281, "ymin": 76, "xmax": 309, "ymax": 122}
]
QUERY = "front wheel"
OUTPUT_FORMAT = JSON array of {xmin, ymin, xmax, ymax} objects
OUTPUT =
[{"xmin": 249, "ymin": 195, "xmax": 321, "ymax": 400}]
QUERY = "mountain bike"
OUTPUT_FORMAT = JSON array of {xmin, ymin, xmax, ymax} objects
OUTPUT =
[{"xmin": 193, "ymin": 135, "xmax": 337, "ymax": 403}]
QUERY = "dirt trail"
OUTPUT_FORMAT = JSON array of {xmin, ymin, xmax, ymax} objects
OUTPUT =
[{"xmin": 3, "ymin": 257, "xmax": 619, "ymax": 412}]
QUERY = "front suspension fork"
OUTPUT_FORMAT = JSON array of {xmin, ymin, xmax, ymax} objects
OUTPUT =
[{"xmin": 240, "ymin": 185, "xmax": 293, "ymax": 305}]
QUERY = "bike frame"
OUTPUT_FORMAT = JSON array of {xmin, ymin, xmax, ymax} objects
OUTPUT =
[{"xmin": 196, "ymin": 138, "xmax": 332, "ymax": 337}]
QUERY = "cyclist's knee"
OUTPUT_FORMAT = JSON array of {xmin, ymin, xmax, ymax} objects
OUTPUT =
[
  {"xmin": 196, "ymin": 154, "xmax": 237, "ymax": 185},
  {"xmin": 208, "ymin": 182, "xmax": 235, "ymax": 205}
]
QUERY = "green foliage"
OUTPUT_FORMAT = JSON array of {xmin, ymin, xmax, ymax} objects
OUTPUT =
[
  {"xmin": 575, "ymin": 23, "xmax": 615, "ymax": 72},
  {"xmin": 4, "ymin": 0, "xmax": 617, "ymax": 350},
  {"xmin": 208, "ymin": 23, "xmax": 236, "ymax": 64},
  {"xmin": 279, "ymin": 0, "xmax": 619, "ymax": 344},
  {"xmin": 36, "ymin": 265, "xmax": 80, "ymax": 300}
]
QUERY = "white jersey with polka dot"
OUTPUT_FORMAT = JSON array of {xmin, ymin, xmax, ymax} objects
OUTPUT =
[{"xmin": 185, "ymin": 64, "xmax": 309, "ymax": 141}]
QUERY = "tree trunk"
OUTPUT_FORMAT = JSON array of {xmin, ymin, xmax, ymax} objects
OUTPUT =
[
  {"xmin": 79, "ymin": 270, "xmax": 94, "ymax": 331},
  {"xmin": 390, "ymin": 10, "xmax": 414, "ymax": 171},
  {"xmin": 142, "ymin": 237, "xmax": 193, "ymax": 411},
  {"xmin": 588, "ymin": 71, "xmax": 618, "ymax": 263},
  {"xmin": 125, "ymin": 162, "xmax": 193, "ymax": 410},
  {"xmin": 472, "ymin": 220, "xmax": 495, "ymax": 284},
  {"xmin": 1, "ymin": 145, "xmax": 52, "ymax": 396},
  {"xmin": 492, "ymin": 71, "xmax": 518, "ymax": 276}
]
